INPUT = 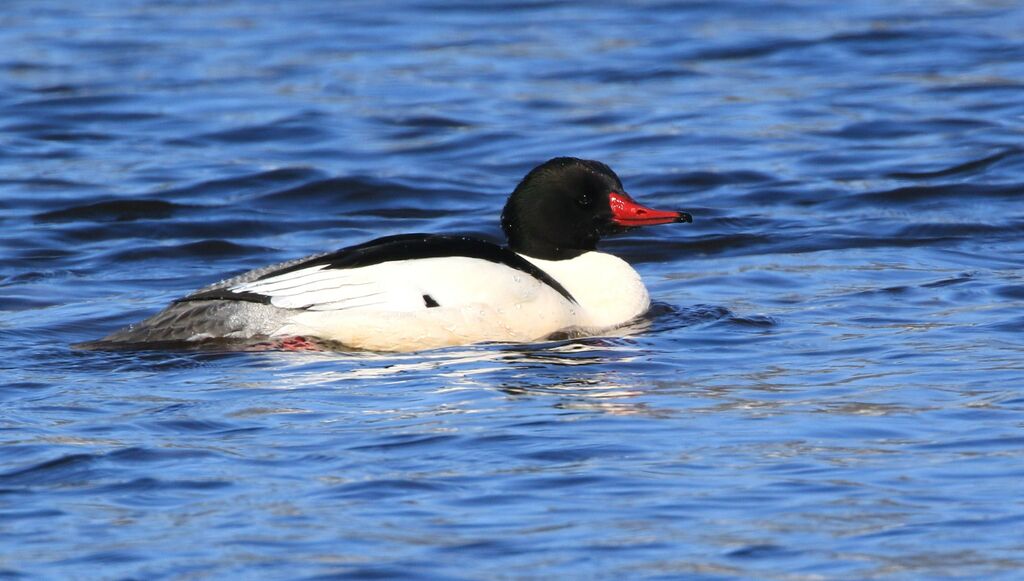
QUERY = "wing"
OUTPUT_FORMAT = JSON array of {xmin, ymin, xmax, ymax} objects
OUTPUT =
[
  {"xmin": 229, "ymin": 262, "xmax": 394, "ymax": 311},
  {"xmin": 175, "ymin": 234, "xmax": 576, "ymax": 312}
]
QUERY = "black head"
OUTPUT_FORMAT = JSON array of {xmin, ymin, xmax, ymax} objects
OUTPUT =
[{"xmin": 500, "ymin": 157, "xmax": 691, "ymax": 260}]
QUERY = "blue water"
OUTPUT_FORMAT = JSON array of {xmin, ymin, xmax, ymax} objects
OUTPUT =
[{"xmin": 3, "ymin": 1, "xmax": 1024, "ymax": 578}]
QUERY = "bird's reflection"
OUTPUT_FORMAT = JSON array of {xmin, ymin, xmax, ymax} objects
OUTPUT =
[
  {"xmin": 78, "ymin": 302, "xmax": 721, "ymax": 417},
  {"xmin": 238, "ymin": 332, "xmax": 673, "ymax": 416}
]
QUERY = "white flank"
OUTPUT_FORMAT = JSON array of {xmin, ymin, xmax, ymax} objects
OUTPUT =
[{"xmin": 223, "ymin": 251, "xmax": 650, "ymax": 351}]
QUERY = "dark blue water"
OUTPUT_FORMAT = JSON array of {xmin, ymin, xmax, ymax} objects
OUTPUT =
[{"xmin": 3, "ymin": 1, "xmax": 1024, "ymax": 578}]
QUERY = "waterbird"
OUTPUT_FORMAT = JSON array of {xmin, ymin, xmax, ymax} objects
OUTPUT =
[{"xmin": 92, "ymin": 157, "xmax": 691, "ymax": 351}]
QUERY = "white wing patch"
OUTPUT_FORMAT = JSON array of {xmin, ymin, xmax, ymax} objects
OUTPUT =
[
  {"xmin": 230, "ymin": 264, "xmax": 394, "ymax": 311},
  {"xmin": 227, "ymin": 257, "xmax": 556, "ymax": 314}
]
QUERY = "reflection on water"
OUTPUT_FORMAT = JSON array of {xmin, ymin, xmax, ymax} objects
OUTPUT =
[{"xmin": 251, "ymin": 340, "xmax": 655, "ymax": 415}]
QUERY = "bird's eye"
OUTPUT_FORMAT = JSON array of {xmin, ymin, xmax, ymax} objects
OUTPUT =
[{"xmin": 576, "ymin": 194, "xmax": 592, "ymax": 208}]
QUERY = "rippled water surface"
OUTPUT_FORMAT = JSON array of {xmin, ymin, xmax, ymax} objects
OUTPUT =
[{"xmin": 3, "ymin": 1, "xmax": 1024, "ymax": 578}]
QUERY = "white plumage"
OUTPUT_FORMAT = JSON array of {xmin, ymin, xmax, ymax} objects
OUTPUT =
[{"xmin": 227, "ymin": 254, "xmax": 636, "ymax": 352}]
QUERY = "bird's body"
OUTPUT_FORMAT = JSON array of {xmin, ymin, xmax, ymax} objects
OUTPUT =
[{"xmin": 91, "ymin": 158, "xmax": 691, "ymax": 352}]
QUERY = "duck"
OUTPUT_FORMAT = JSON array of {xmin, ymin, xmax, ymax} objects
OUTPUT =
[{"xmin": 92, "ymin": 157, "xmax": 692, "ymax": 351}]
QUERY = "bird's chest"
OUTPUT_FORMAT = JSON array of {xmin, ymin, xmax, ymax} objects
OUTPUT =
[{"xmin": 523, "ymin": 252, "xmax": 651, "ymax": 329}]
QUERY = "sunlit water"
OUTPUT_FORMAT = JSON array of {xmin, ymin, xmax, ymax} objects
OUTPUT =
[{"xmin": 2, "ymin": 1, "xmax": 1024, "ymax": 578}]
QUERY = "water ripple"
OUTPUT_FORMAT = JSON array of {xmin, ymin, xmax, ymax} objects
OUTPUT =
[{"xmin": 2, "ymin": 0, "xmax": 1023, "ymax": 579}]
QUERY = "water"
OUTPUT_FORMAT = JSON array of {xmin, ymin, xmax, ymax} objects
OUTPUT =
[{"xmin": 3, "ymin": 1, "xmax": 1024, "ymax": 578}]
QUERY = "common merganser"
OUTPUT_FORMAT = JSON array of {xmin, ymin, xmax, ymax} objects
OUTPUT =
[{"xmin": 92, "ymin": 157, "xmax": 692, "ymax": 351}]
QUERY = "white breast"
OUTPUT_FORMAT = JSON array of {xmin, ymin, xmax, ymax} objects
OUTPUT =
[{"xmin": 523, "ymin": 251, "xmax": 651, "ymax": 330}]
